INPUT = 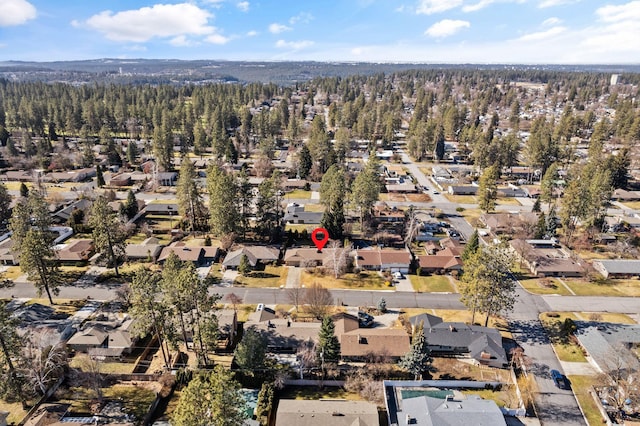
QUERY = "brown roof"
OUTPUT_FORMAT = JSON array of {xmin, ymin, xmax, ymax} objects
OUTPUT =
[
  {"xmin": 276, "ymin": 400, "xmax": 379, "ymax": 426},
  {"xmin": 355, "ymin": 248, "xmax": 411, "ymax": 268},
  {"xmin": 55, "ymin": 239, "xmax": 94, "ymax": 261},
  {"xmin": 418, "ymin": 254, "xmax": 463, "ymax": 270},
  {"xmin": 157, "ymin": 244, "xmax": 218, "ymax": 263},
  {"xmin": 339, "ymin": 328, "xmax": 410, "ymax": 358}
]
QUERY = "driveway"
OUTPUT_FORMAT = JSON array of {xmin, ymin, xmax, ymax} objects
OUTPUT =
[
  {"xmin": 285, "ymin": 266, "xmax": 301, "ymax": 288},
  {"xmin": 221, "ymin": 269, "xmax": 238, "ymax": 287}
]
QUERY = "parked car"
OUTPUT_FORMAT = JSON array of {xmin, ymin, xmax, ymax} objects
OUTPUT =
[
  {"xmin": 551, "ymin": 369, "xmax": 569, "ymax": 389},
  {"xmin": 392, "ymin": 272, "xmax": 404, "ymax": 279},
  {"xmin": 358, "ymin": 311, "xmax": 374, "ymax": 328}
]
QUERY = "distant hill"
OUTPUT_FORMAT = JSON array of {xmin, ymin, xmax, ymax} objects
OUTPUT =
[{"xmin": 1, "ymin": 59, "xmax": 639, "ymax": 85}]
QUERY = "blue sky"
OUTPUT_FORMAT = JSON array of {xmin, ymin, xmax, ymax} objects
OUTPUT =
[{"xmin": 1, "ymin": 0, "xmax": 639, "ymax": 63}]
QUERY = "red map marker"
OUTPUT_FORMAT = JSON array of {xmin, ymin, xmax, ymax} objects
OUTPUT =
[{"xmin": 311, "ymin": 227, "xmax": 329, "ymax": 252}]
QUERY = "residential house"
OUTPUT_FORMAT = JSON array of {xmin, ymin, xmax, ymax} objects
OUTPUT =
[
  {"xmin": 143, "ymin": 202, "xmax": 179, "ymax": 216},
  {"xmin": 448, "ymin": 185, "xmax": 478, "ymax": 196},
  {"xmin": 55, "ymin": 239, "xmax": 94, "ymax": 264},
  {"xmin": 275, "ymin": 400, "xmax": 379, "ymax": 426},
  {"xmin": 593, "ymin": 259, "xmax": 640, "ymax": 279},
  {"xmin": 372, "ymin": 204, "xmax": 405, "ymax": 223},
  {"xmin": 396, "ymin": 393, "xmax": 506, "ymax": 426},
  {"xmin": 45, "ymin": 168, "xmax": 96, "ymax": 183},
  {"xmin": 353, "ymin": 248, "xmax": 412, "ymax": 274},
  {"xmin": 0, "ymin": 238, "xmax": 17, "ymax": 265},
  {"xmin": 156, "ymin": 172, "xmax": 178, "ymax": 186},
  {"xmin": 67, "ymin": 315, "xmax": 137, "ymax": 359},
  {"xmin": 52, "ymin": 198, "xmax": 92, "ymax": 224},
  {"xmin": 479, "ymin": 212, "xmax": 539, "ymax": 235},
  {"xmin": 157, "ymin": 242, "xmax": 219, "ymax": 266},
  {"xmin": 510, "ymin": 238, "xmax": 585, "ymax": 277},
  {"xmin": 334, "ymin": 313, "xmax": 410, "ymax": 360},
  {"xmin": 0, "ymin": 170, "xmax": 33, "ymax": 182},
  {"xmin": 125, "ymin": 236, "xmax": 164, "ymax": 261},
  {"xmin": 612, "ymin": 188, "xmax": 640, "ymax": 202},
  {"xmin": 222, "ymin": 246, "xmax": 280, "ymax": 271},
  {"xmin": 214, "ymin": 309, "xmax": 238, "ymax": 349},
  {"xmin": 246, "ymin": 306, "xmax": 320, "ymax": 353},
  {"xmin": 283, "ymin": 247, "xmax": 345, "ymax": 267},
  {"xmin": 385, "ymin": 183, "xmax": 417, "ymax": 193},
  {"xmin": 409, "ymin": 313, "xmax": 508, "ymax": 368},
  {"xmin": 497, "ymin": 186, "xmax": 529, "ymax": 198},
  {"xmin": 417, "ymin": 248, "xmax": 463, "ymax": 275}
]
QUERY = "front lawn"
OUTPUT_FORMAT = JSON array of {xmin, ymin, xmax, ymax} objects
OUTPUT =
[
  {"xmin": 233, "ymin": 265, "xmax": 288, "ymax": 288},
  {"xmin": 409, "ymin": 274, "xmax": 456, "ymax": 293},
  {"xmin": 567, "ymin": 375, "xmax": 606, "ymax": 426},
  {"xmin": 518, "ymin": 277, "xmax": 572, "ymax": 295},
  {"xmin": 285, "ymin": 189, "xmax": 312, "ymax": 199},
  {"xmin": 300, "ymin": 270, "xmax": 389, "ymax": 290},
  {"xmin": 564, "ymin": 278, "xmax": 640, "ymax": 297},
  {"xmin": 539, "ymin": 312, "xmax": 587, "ymax": 363}
]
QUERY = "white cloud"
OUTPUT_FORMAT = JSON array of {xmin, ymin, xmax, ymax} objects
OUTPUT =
[
  {"xmin": 462, "ymin": 0, "xmax": 495, "ymax": 12},
  {"xmin": 269, "ymin": 23, "xmax": 291, "ymax": 34},
  {"xmin": 596, "ymin": 1, "xmax": 640, "ymax": 23},
  {"xmin": 83, "ymin": 3, "xmax": 214, "ymax": 42},
  {"xmin": 0, "ymin": 0, "xmax": 36, "ymax": 27},
  {"xmin": 425, "ymin": 19, "xmax": 470, "ymax": 37},
  {"xmin": 170, "ymin": 35, "xmax": 194, "ymax": 47},
  {"xmin": 237, "ymin": 2, "xmax": 250, "ymax": 12},
  {"xmin": 416, "ymin": 0, "xmax": 463, "ymax": 14},
  {"xmin": 246, "ymin": 30, "xmax": 258, "ymax": 36},
  {"xmin": 275, "ymin": 39, "xmax": 314, "ymax": 50},
  {"xmin": 542, "ymin": 17, "xmax": 562, "ymax": 26},
  {"xmin": 289, "ymin": 12, "xmax": 313, "ymax": 25},
  {"xmin": 538, "ymin": 0, "xmax": 580, "ymax": 8},
  {"xmin": 517, "ymin": 25, "xmax": 566, "ymax": 41},
  {"xmin": 205, "ymin": 33, "xmax": 230, "ymax": 44}
]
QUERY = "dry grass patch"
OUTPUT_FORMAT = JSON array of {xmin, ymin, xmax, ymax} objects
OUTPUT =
[
  {"xmin": 540, "ymin": 312, "xmax": 587, "ymax": 363},
  {"xmin": 518, "ymin": 277, "xmax": 572, "ymax": 295},
  {"xmin": 567, "ymin": 375, "xmax": 605, "ymax": 426},
  {"xmin": 233, "ymin": 265, "xmax": 288, "ymax": 288},
  {"xmin": 410, "ymin": 275, "xmax": 456, "ymax": 293},
  {"xmin": 300, "ymin": 270, "xmax": 389, "ymax": 290},
  {"xmin": 444, "ymin": 194, "xmax": 477, "ymax": 204},
  {"xmin": 285, "ymin": 189, "xmax": 312, "ymax": 199},
  {"xmin": 406, "ymin": 193, "xmax": 432, "ymax": 202},
  {"xmin": 279, "ymin": 386, "xmax": 362, "ymax": 401},
  {"xmin": 496, "ymin": 197, "xmax": 522, "ymax": 206},
  {"xmin": 0, "ymin": 400, "xmax": 28, "ymax": 424},
  {"xmin": 564, "ymin": 278, "xmax": 640, "ymax": 297}
]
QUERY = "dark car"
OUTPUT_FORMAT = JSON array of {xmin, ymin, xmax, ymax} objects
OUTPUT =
[
  {"xmin": 551, "ymin": 369, "xmax": 569, "ymax": 389},
  {"xmin": 358, "ymin": 311, "xmax": 374, "ymax": 328}
]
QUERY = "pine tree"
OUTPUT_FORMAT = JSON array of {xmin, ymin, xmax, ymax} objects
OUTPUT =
[
  {"xmin": 207, "ymin": 165, "xmax": 240, "ymax": 237},
  {"xmin": 234, "ymin": 326, "xmax": 267, "ymax": 371},
  {"xmin": 96, "ymin": 164, "xmax": 105, "ymax": 188},
  {"xmin": 176, "ymin": 158, "xmax": 204, "ymax": 233},
  {"xmin": 238, "ymin": 254, "xmax": 251, "ymax": 275},
  {"xmin": 478, "ymin": 165, "xmax": 499, "ymax": 213},
  {"xmin": 317, "ymin": 316, "xmax": 341, "ymax": 363},
  {"xmin": 399, "ymin": 322, "xmax": 432, "ymax": 380},
  {"xmin": 461, "ymin": 230, "xmax": 479, "ymax": 261},
  {"xmin": 172, "ymin": 367, "xmax": 248, "ymax": 426},
  {"xmin": 88, "ymin": 195, "xmax": 127, "ymax": 277},
  {"xmin": 123, "ymin": 189, "xmax": 138, "ymax": 219}
]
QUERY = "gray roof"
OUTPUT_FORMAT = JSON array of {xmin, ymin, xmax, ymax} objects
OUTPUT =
[
  {"xmin": 222, "ymin": 246, "xmax": 279, "ymax": 268},
  {"xmin": 401, "ymin": 395, "xmax": 506, "ymax": 426},
  {"xmin": 283, "ymin": 211, "xmax": 323, "ymax": 224},
  {"xmin": 593, "ymin": 259, "xmax": 640, "ymax": 275},
  {"xmin": 576, "ymin": 323, "xmax": 640, "ymax": 373},
  {"xmin": 409, "ymin": 314, "xmax": 508, "ymax": 368}
]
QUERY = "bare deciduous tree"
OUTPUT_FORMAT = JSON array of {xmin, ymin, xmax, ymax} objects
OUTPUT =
[
  {"xmin": 24, "ymin": 331, "xmax": 67, "ymax": 395},
  {"xmin": 225, "ymin": 292, "xmax": 243, "ymax": 312},
  {"xmin": 286, "ymin": 284, "xmax": 304, "ymax": 312},
  {"xmin": 296, "ymin": 339, "xmax": 318, "ymax": 379},
  {"xmin": 303, "ymin": 282, "xmax": 334, "ymax": 319},
  {"xmin": 325, "ymin": 241, "xmax": 350, "ymax": 278}
]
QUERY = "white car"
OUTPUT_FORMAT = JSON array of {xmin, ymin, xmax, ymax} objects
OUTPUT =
[{"xmin": 392, "ymin": 272, "xmax": 403, "ymax": 279}]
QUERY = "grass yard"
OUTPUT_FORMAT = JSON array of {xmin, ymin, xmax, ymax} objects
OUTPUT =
[
  {"xmin": 1, "ymin": 265, "xmax": 24, "ymax": 281},
  {"xmin": 285, "ymin": 223, "xmax": 316, "ymax": 233},
  {"xmin": 0, "ymin": 400, "xmax": 28, "ymax": 424},
  {"xmin": 518, "ymin": 277, "xmax": 573, "ymax": 295},
  {"xmin": 458, "ymin": 208, "xmax": 483, "ymax": 227},
  {"xmin": 496, "ymin": 197, "xmax": 522, "ymax": 206},
  {"xmin": 419, "ymin": 167, "xmax": 433, "ymax": 176},
  {"xmin": 300, "ymin": 270, "xmax": 389, "ymax": 290},
  {"xmin": 70, "ymin": 354, "xmax": 136, "ymax": 374},
  {"xmin": 564, "ymin": 278, "xmax": 640, "ymax": 297},
  {"xmin": 409, "ymin": 274, "xmax": 456, "ymax": 293},
  {"xmin": 285, "ymin": 189, "xmax": 312, "ymax": 199},
  {"xmin": 58, "ymin": 384, "xmax": 156, "ymax": 420},
  {"xmin": 567, "ymin": 375, "xmax": 605, "ymax": 426},
  {"xmin": 444, "ymin": 194, "xmax": 477, "ymax": 204},
  {"xmin": 301, "ymin": 203, "xmax": 325, "ymax": 212},
  {"xmin": 234, "ymin": 265, "xmax": 288, "ymax": 288},
  {"xmin": 619, "ymin": 201, "xmax": 640, "ymax": 210},
  {"xmin": 278, "ymin": 386, "xmax": 362, "ymax": 401},
  {"xmin": 539, "ymin": 312, "xmax": 587, "ymax": 363}
]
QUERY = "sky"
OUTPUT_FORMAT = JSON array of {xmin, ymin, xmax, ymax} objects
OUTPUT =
[{"xmin": 1, "ymin": 0, "xmax": 639, "ymax": 64}]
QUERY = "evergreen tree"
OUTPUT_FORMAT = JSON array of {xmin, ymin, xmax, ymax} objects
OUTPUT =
[
  {"xmin": 9, "ymin": 191, "xmax": 61, "ymax": 304},
  {"xmin": 172, "ymin": 367, "xmax": 248, "ymax": 426},
  {"xmin": 0, "ymin": 301, "xmax": 27, "ymax": 406},
  {"xmin": 477, "ymin": 165, "xmax": 499, "ymax": 213},
  {"xmin": 123, "ymin": 189, "xmax": 138, "ymax": 219},
  {"xmin": 234, "ymin": 326, "xmax": 267, "ymax": 371},
  {"xmin": 297, "ymin": 144, "xmax": 312, "ymax": 179},
  {"xmin": 19, "ymin": 182, "xmax": 29, "ymax": 198},
  {"xmin": 88, "ymin": 195, "xmax": 127, "ymax": 277},
  {"xmin": 176, "ymin": 158, "xmax": 204, "ymax": 233},
  {"xmin": 238, "ymin": 254, "xmax": 251, "ymax": 275},
  {"xmin": 0, "ymin": 182, "xmax": 11, "ymax": 229},
  {"xmin": 399, "ymin": 322, "xmax": 432, "ymax": 380},
  {"xmin": 96, "ymin": 164, "xmax": 105, "ymax": 188},
  {"xmin": 461, "ymin": 230, "xmax": 479, "ymax": 261},
  {"xmin": 207, "ymin": 164, "xmax": 240, "ymax": 237},
  {"xmin": 317, "ymin": 316, "xmax": 341, "ymax": 363},
  {"xmin": 126, "ymin": 140, "xmax": 138, "ymax": 164}
]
